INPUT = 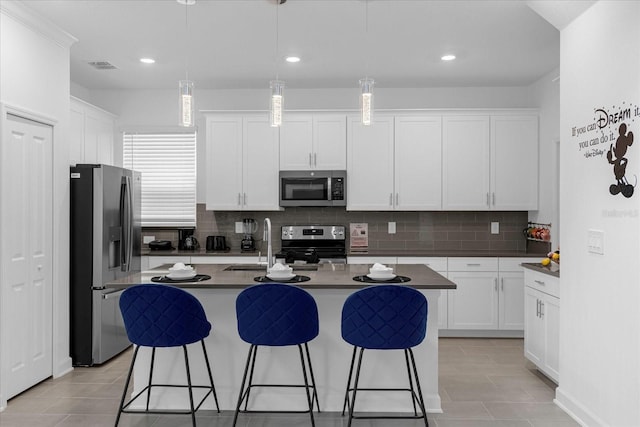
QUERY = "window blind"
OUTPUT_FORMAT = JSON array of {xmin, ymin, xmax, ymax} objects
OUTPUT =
[{"xmin": 123, "ymin": 132, "xmax": 196, "ymax": 227}]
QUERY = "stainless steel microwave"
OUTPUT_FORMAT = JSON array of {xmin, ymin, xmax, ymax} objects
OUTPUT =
[{"xmin": 279, "ymin": 170, "xmax": 346, "ymax": 207}]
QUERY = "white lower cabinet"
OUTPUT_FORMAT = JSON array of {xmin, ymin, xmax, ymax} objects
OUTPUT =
[
  {"xmin": 524, "ymin": 269, "xmax": 560, "ymax": 382},
  {"xmin": 193, "ymin": 256, "xmax": 261, "ymax": 264},
  {"xmin": 143, "ymin": 255, "xmax": 262, "ymax": 271},
  {"xmin": 347, "ymin": 256, "xmax": 397, "ymax": 265},
  {"xmin": 447, "ymin": 270, "xmax": 499, "ymax": 329},
  {"xmin": 146, "ymin": 256, "xmax": 190, "ymax": 270},
  {"xmin": 443, "ymin": 257, "xmax": 538, "ymax": 335}
]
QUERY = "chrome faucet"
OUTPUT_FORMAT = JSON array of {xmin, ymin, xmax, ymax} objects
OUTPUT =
[{"xmin": 263, "ymin": 217, "xmax": 273, "ymax": 270}]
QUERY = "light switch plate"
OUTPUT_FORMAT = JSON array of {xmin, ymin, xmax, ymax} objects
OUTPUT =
[
  {"xmin": 491, "ymin": 222, "xmax": 499, "ymax": 234},
  {"xmin": 143, "ymin": 235, "xmax": 155, "ymax": 244},
  {"xmin": 235, "ymin": 222, "xmax": 244, "ymax": 233},
  {"xmin": 388, "ymin": 222, "xmax": 396, "ymax": 234},
  {"xmin": 588, "ymin": 229, "xmax": 604, "ymax": 254}
]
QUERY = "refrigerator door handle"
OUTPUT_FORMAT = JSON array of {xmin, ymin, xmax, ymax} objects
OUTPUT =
[{"xmin": 120, "ymin": 176, "xmax": 133, "ymax": 272}]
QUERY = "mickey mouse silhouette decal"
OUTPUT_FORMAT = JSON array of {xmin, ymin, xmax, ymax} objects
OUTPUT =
[{"xmin": 607, "ymin": 123, "xmax": 635, "ymax": 198}]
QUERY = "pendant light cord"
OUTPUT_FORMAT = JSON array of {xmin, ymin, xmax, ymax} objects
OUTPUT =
[
  {"xmin": 275, "ymin": 0, "xmax": 279, "ymax": 81},
  {"xmin": 185, "ymin": 2, "xmax": 189, "ymax": 81},
  {"xmin": 365, "ymin": 0, "xmax": 369, "ymax": 81}
]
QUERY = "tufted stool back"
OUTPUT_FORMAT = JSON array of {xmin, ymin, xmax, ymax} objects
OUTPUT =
[
  {"xmin": 119, "ymin": 283, "xmax": 211, "ymax": 348},
  {"xmin": 236, "ymin": 283, "xmax": 319, "ymax": 346},
  {"xmin": 341, "ymin": 285, "xmax": 427, "ymax": 350}
]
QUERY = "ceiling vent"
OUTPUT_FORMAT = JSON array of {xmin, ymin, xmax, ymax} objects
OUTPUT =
[{"xmin": 88, "ymin": 61, "xmax": 117, "ymax": 70}]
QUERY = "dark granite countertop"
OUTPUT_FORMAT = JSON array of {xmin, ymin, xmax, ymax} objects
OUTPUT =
[
  {"xmin": 143, "ymin": 249, "xmax": 548, "ymax": 258},
  {"xmin": 106, "ymin": 263, "xmax": 457, "ymax": 290},
  {"xmin": 521, "ymin": 262, "xmax": 560, "ymax": 278},
  {"xmin": 347, "ymin": 249, "xmax": 548, "ymax": 258}
]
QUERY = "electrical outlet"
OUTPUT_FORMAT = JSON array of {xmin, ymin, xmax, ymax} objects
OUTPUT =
[
  {"xmin": 388, "ymin": 222, "xmax": 396, "ymax": 234},
  {"xmin": 588, "ymin": 229, "xmax": 604, "ymax": 254},
  {"xmin": 235, "ymin": 222, "xmax": 244, "ymax": 233},
  {"xmin": 143, "ymin": 235, "xmax": 155, "ymax": 244},
  {"xmin": 490, "ymin": 222, "xmax": 499, "ymax": 234}
]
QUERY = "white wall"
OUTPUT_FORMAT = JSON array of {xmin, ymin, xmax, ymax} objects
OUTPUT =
[
  {"xmin": 556, "ymin": 2, "xmax": 640, "ymax": 426},
  {"xmin": 87, "ymin": 86, "xmax": 536, "ymax": 202},
  {"xmin": 529, "ymin": 68, "xmax": 560, "ymax": 248},
  {"xmin": 0, "ymin": 0, "xmax": 75, "ymax": 406}
]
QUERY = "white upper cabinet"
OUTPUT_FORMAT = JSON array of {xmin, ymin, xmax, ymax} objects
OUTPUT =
[
  {"xmin": 205, "ymin": 114, "xmax": 280, "ymax": 211},
  {"xmin": 394, "ymin": 116, "xmax": 442, "ymax": 210},
  {"xmin": 347, "ymin": 115, "xmax": 442, "ymax": 211},
  {"xmin": 491, "ymin": 115, "xmax": 539, "ymax": 210},
  {"xmin": 442, "ymin": 115, "xmax": 491, "ymax": 210},
  {"xmin": 280, "ymin": 113, "xmax": 346, "ymax": 170},
  {"xmin": 70, "ymin": 97, "xmax": 115, "ymax": 166},
  {"xmin": 347, "ymin": 115, "xmax": 395, "ymax": 210},
  {"xmin": 443, "ymin": 114, "xmax": 538, "ymax": 210}
]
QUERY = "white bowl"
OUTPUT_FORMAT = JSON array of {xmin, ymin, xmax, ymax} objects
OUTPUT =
[
  {"xmin": 266, "ymin": 272, "xmax": 296, "ymax": 280},
  {"xmin": 169, "ymin": 264, "xmax": 193, "ymax": 272},
  {"xmin": 268, "ymin": 266, "xmax": 293, "ymax": 275},
  {"xmin": 369, "ymin": 267, "xmax": 393, "ymax": 275},
  {"xmin": 167, "ymin": 269, "xmax": 197, "ymax": 279},
  {"xmin": 367, "ymin": 271, "xmax": 396, "ymax": 281}
]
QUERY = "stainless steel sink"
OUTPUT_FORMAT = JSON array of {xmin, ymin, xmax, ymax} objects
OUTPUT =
[{"xmin": 223, "ymin": 264, "xmax": 318, "ymax": 271}]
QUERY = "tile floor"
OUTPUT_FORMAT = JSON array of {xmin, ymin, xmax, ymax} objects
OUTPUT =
[{"xmin": 0, "ymin": 338, "xmax": 580, "ymax": 427}]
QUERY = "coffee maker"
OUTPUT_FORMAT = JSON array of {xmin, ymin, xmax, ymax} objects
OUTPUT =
[
  {"xmin": 178, "ymin": 228, "xmax": 199, "ymax": 250},
  {"xmin": 240, "ymin": 218, "xmax": 258, "ymax": 252}
]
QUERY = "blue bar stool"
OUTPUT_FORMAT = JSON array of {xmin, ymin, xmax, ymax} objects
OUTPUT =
[
  {"xmin": 115, "ymin": 284, "xmax": 220, "ymax": 427},
  {"xmin": 341, "ymin": 285, "xmax": 429, "ymax": 427},
  {"xmin": 233, "ymin": 283, "xmax": 320, "ymax": 427}
]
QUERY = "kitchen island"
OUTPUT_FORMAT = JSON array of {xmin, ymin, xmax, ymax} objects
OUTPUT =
[{"xmin": 107, "ymin": 263, "xmax": 456, "ymax": 414}]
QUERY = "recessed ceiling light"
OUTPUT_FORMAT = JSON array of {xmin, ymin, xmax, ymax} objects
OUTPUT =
[
  {"xmin": 176, "ymin": 0, "xmax": 196, "ymax": 5},
  {"xmin": 285, "ymin": 56, "xmax": 301, "ymax": 63},
  {"xmin": 139, "ymin": 58, "xmax": 155, "ymax": 64},
  {"xmin": 441, "ymin": 54, "xmax": 456, "ymax": 61}
]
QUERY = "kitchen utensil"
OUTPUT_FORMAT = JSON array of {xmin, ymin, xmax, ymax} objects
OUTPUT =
[
  {"xmin": 241, "ymin": 218, "xmax": 257, "ymax": 252},
  {"xmin": 149, "ymin": 240, "xmax": 173, "ymax": 250},
  {"xmin": 183, "ymin": 235, "xmax": 199, "ymax": 250},
  {"xmin": 207, "ymin": 235, "xmax": 229, "ymax": 252}
]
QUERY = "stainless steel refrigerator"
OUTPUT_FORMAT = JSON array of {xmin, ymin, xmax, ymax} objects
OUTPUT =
[{"xmin": 70, "ymin": 164, "xmax": 141, "ymax": 366}]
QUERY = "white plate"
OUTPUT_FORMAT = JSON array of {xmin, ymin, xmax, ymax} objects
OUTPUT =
[
  {"xmin": 167, "ymin": 271, "xmax": 197, "ymax": 279},
  {"xmin": 366, "ymin": 273, "xmax": 396, "ymax": 281},
  {"xmin": 266, "ymin": 272, "xmax": 296, "ymax": 280}
]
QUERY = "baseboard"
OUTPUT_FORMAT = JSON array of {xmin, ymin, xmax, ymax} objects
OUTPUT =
[
  {"xmin": 54, "ymin": 356, "xmax": 73, "ymax": 379},
  {"xmin": 439, "ymin": 329, "xmax": 524, "ymax": 338},
  {"xmin": 555, "ymin": 387, "xmax": 604, "ymax": 427}
]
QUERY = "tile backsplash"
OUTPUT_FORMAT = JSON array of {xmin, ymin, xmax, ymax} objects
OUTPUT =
[{"xmin": 143, "ymin": 205, "xmax": 528, "ymax": 253}]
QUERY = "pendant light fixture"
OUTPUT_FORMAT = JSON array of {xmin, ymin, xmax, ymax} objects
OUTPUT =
[
  {"xmin": 359, "ymin": 0, "xmax": 374, "ymax": 126},
  {"xmin": 270, "ymin": 0, "xmax": 284, "ymax": 127},
  {"xmin": 178, "ymin": 0, "xmax": 195, "ymax": 127}
]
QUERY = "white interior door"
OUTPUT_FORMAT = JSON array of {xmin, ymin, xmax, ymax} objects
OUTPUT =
[{"xmin": 1, "ymin": 113, "xmax": 53, "ymax": 400}]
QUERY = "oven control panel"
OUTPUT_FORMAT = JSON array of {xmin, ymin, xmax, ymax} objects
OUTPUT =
[{"xmin": 281, "ymin": 225, "xmax": 345, "ymax": 240}]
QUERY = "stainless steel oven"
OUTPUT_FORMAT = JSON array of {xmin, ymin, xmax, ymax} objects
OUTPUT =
[{"xmin": 279, "ymin": 170, "xmax": 346, "ymax": 207}]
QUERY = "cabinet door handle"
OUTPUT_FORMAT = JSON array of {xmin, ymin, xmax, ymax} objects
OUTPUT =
[
  {"xmin": 536, "ymin": 299, "xmax": 540, "ymax": 317},
  {"xmin": 243, "ymin": 192, "xmax": 247, "ymax": 206},
  {"xmin": 534, "ymin": 280, "xmax": 546, "ymax": 286},
  {"xmin": 466, "ymin": 263, "xmax": 481, "ymax": 266},
  {"xmin": 395, "ymin": 193, "xmax": 399, "ymax": 205},
  {"xmin": 501, "ymin": 277, "xmax": 504, "ymax": 291},
  {"xmin": 309, "ymin": 153, "xmax": 313, "ymax": 167},
  {"xmin": 540, "ymin": 301, "xmax": 545, "ymax": 318},
  {"xmin": 486, "ymin": 192, "xmax": 490, "ymax": 206},
  {"xmin": 313, "ymin": 153, "xmax": 317, "ymax": 166},
  {"xmin": 238, "ymin": 193, "xmax": 241, "ymax": 206},
  {"xmin": 389, "ymin": 193, "xmax": 393, "ymax": 206},
  {"xmin": 492, "ymin": 192, "xmax": 495, "ymax": 206},
  {"xmin": 494, "ymin": 278, "xmax": 498, "ymax": 292}
]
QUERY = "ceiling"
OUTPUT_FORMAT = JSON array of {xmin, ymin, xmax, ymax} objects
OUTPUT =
[{"xmin": 21, "ymin": 0, "xmax": 560, "ymax": 91}]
